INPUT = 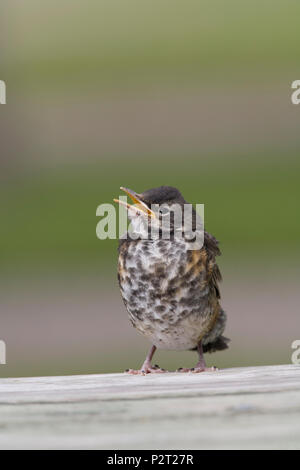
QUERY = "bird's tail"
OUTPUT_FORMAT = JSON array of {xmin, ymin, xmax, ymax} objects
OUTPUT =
[{"xmin": 202, "ymin": 335, "xmax": 230, "ymax": 353}]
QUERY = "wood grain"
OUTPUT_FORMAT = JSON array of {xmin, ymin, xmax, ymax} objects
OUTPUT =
[{"xmin": 0, "ymin": 364, "xmax": 299, "ymax": 449}]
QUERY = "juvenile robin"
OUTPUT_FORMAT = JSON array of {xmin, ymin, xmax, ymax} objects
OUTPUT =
[{"xmin": 114, "ymin": 186, "xmax": 229, "ymax": 374}]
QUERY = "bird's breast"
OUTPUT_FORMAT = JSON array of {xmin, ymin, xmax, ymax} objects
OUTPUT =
[{"xmin": 118, "ymin": 238, "xmax": 216, "ymax": 350}]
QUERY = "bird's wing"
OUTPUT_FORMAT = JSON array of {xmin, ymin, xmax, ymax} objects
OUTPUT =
[{"xmin": 204, "ymin": 231, "xmax": 222, "ymax": 299}]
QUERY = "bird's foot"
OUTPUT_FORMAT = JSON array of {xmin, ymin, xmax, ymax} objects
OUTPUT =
[
  {"xmin": 177, "ymin": 366, "xmax": 218, "ymax": 373},
  {"xmin": 125, "ymin": 364, "xmax": 167, "ymax": 375}
]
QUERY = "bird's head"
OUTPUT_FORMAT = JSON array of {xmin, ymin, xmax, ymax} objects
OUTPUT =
[{"xmin": 114, "ymin": 186, "xmax": 201, "ymax": 242}]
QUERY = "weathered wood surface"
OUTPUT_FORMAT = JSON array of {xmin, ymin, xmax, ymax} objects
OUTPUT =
[{"xmin": 0, "ymin": 364, "xmax": 299, "ymax": 449}]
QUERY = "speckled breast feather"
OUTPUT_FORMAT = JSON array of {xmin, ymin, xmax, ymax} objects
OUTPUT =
[{"xmin": 118, "ymin": 237, "xmax": 225, "ymax": 350}]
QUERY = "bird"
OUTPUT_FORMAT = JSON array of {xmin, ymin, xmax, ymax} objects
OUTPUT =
[{"xmin": 114, "ymin": 186, "xmax": 229, "ymax": 374}]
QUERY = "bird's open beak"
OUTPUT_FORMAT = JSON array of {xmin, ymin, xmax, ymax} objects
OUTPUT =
[{"xmin": 113, "ymin": 187, "xmax": 156, "ymax": 218}]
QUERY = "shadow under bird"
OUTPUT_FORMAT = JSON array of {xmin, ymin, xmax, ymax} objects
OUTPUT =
[{"xmin": 114, "ymin": 186, "xmax": 229, "ymax": 374}]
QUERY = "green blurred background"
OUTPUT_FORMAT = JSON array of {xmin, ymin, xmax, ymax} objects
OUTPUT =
[{"xmin": 1, "ymin": 0, "xmax": 299, "ymax": 377}]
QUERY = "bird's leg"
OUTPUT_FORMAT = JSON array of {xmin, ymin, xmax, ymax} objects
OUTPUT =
[
  {"xmin": 194, "ymin": 341, "xmax": 218, "ymax": 372},
  {"xmin": 126, "ymin": 345, "xmax": 167, "ymax": 375},
  {"xmin": 177, "ymin": 341, "xmax": 218, "ymax": 373}
]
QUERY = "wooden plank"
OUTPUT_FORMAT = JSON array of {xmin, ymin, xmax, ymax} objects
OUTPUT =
[{"xmin": 0, "ymin": 364, "xmax": 299, "ymax": 449}]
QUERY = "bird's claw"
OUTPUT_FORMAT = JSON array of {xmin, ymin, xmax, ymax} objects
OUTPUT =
[
  {"xmin": 176, "ymin": 366, "xmax": 218, "ymax": 373},
  {"xmin": 125, "ymin": 364, "xmax": 167, "ymax": 375}
]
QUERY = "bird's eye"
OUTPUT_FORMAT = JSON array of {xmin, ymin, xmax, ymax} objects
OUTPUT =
[{"xmin": 159, "ymin": 206, "xmax": 170, "ymax": 216}]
